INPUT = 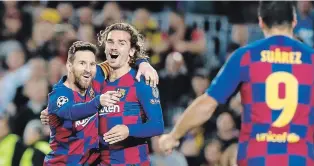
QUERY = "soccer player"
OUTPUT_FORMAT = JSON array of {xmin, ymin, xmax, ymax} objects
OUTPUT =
[
  {"xmin": 159, "ymin": 2, "xmax": 314, "ymax": 166},
  {"xmin": 44, "ymin": 41, "xmax": 121, "ymax": 165},
  {"xmin": 96, "ymin": 22, "xmax": 164, "ymax": 165}
]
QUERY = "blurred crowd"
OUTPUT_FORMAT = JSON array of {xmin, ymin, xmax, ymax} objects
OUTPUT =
[{"xmin": 0, "ymin": 1, "xmax": 313, "ymax": 166}]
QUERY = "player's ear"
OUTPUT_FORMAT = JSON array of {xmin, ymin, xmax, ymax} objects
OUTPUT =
[
  {"xmin": 258, "ymin": 16, "xmax": 264, "ymax": 30},
  {"xmin": 292, "ymin": 15, "xmax": 297, "ymax": 29},
  {"xmin": 66, "ymin": 61, "xmax": 72, "ymax": 73},
  {"xmin": 129, "ymin": 48, "xmax": 135, "ymax": 57}
]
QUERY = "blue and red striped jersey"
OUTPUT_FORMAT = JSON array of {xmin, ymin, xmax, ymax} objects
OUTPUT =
[
  {"xmin": 98, "ymin": 68, "xmax": 164, "ymax": 166},
  {"xmin": 44, "ymin": 76, "xmax": 101, "ymax": 166},
  {"xmin": 207, "ymin": 35, "xmax": 314, "ymax": 166}
]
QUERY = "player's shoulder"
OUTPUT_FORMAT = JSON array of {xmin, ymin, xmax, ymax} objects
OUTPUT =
[
  {"xmin": 48, "ymin": 86, "xmax": 73, "ymax": 112},
  {"xmin": 48, "ymin": 77, "xmax": 73, "ymax": 105},
  {"xmin": 226, "ymin": 44, "xmax": 252, "ymax": 63},
  {"xmin": 97, "ymin": 61, "xmax": 111, "ymax": 78},
  {"xmin": 292, "ymin": 39, "xmax": 314, "ymax": 54}
]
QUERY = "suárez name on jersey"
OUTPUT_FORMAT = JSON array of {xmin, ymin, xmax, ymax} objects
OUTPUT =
[{"xmin": 99, "ymin": 105, "xmax": 120, "ymax": 115}]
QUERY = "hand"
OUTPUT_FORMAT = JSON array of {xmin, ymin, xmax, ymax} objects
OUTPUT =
[
  {"xmin": 103, "ymin": 125, "xmax": 129, "ymax": 144},
  {"xmin": 100, "ymin": 91, "xmax": 121, "ymax": 107},
  {"xmin": 40, "ymin": 108, "xmax": 49, "ymax": 125},
  {"xmin": 158, "ymin": 134, "xmax": 180, "ymax": 155},
  {"xmin": 40, "ymin": 107, "xmax": 61, "ymax": 127},
  {"xmin": 136, "ymin": 62, "xmax": 159, "ymax": 87}
]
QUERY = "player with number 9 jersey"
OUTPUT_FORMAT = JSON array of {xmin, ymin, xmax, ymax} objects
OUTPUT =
[
  {"xmin": 158, "ymin": 2, "xmax": 314, "ymax": 166},
  {"xmin": 206, "ymin": 35, "xmax": 314, "ymax": 166}
]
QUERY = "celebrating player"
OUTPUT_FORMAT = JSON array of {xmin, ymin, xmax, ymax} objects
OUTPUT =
[
  {"xmin": 159, "ymin": 2, "xmax": 314, "ymax": 166},
  {"xmin": 96, "ymin": 22, "xmax": 164, "ymax": 165},
  {"xmin": 41, "ymin": 22, "xmax": 162, "ymax": 165},
  {"xmin": 44, "ymin": 41, "xmax": 121, "ymax": 165}
]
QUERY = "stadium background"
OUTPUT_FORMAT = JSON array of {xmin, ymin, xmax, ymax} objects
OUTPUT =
[{"xmin": 0, "ymin": 1, "xmax": 312, "ymax": 166}]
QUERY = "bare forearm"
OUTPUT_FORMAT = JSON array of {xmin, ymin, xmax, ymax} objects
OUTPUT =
[{"xmin": 171, "ymin": 94, "xmax": 218, "ymax": 139}]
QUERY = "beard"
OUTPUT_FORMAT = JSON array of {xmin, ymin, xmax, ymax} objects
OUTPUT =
[{"xmin": 73, "ymin": 70, "xmax": 92, "ymax": 92}]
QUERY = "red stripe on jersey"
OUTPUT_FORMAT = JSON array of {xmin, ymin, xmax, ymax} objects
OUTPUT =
[
  {"xmin": 241, "ymin": 83, "xmax": 252, "ymax": 104},
  {"xmin": 291, "ymin": 104, "xmax": 310, "ymax": 125},
  {"xmin": 247, "ymin": 139, "xmax": 268, "ymax": 158},
  {"xmin": 99, "ymin": 116, "xmax": 108, "ymax": 135},
  {"xmin": 251, "ymin": 103, "xmax": 272, "ymax": 124},
  {"xmin": 240, "ymin": 51, "xmax": 251, "ymax": 66},
  {"xmin": 239, "ymin": 123, "xmax": 252, "ymax": 142},
  {"xmin": 270, "ymin": 45, "xmax": 292, "ymax": 52},
  {"xmin": 123, "ymin": 116, "xmax": 139, "ymax": 125},
  {"xmin": 55, "ymin": 127, "xmax": 71, "ymax": 142},
  {"xmin": 69, "ymin": 139, "xmax": 84, "ymax": 155},
  {"xmin": 118, "ymin": 73, "xmax": 135, "ymax": 86},
  {"xmin": 292, "ymin": 64, "xmax": 313, "ymax": 85},
  {"xmin": 250, "ymin": 62, "xmax": 272, "ymax": 83},
  {"xmin": 92, "ymin": 80, "xmax": 102, "ymax": 94},
  {"xmin": 287, "ymin": 141, "xmax": 308, "ymax": 156},
  {"xmin": 126, "ymin": 87, "xmax": 137, "ymax": 102},
  {"xmin": 266, "ymin": 155, "xmax": 289, "ymax": 166},
  {"xmin": 124, "ymin": 146, "xmax": 141, "ymax": 163},
  {"xmin": 278, "ymin": 83, "xmax": 285, "ymax": 99},
  {"xmin": 102, "ymin": 85, "xmax": 116, "ymax": 93}
]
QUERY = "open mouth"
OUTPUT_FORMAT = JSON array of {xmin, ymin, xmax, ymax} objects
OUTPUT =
[
  {"xmin": 82, "ymin": 74, "xmax": 91, "ymax": 79},
  {"xmin": 110, "ymin": 52, "xmax": 119, "ymax": 59}
]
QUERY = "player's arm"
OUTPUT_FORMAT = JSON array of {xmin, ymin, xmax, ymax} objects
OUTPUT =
[
  {"xmin": 96, "ymin": 59, "xmax": 159, "ymax": 87},
  {"xmin": 160, "ymin": 48, "xmax": 245, "ymax": 150},
  {"xmin": 127, "ymin": 80, "xmax": 164, "ymax": 137},
  {"xmin": 48, "ymin": 88, "xmax": 101, "ymax": 121}
]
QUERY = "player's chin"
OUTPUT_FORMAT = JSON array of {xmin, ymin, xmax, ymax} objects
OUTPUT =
[
  {"xmin": 79, "ymin": 81, "xmax": 91, "ymax": 89},
  {"xmin": 108, "ymin": 63, "xmax": 120, "ymax": 69}
]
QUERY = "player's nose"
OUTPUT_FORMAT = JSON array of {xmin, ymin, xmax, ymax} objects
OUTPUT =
[{"xmin": 84, "ymin": 64, "xmax": 91, "ymax": 72}]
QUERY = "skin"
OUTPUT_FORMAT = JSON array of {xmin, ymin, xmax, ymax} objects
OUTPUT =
[{"xmin": 158, "ymin": 6, "xmax": 298, "ymax": 166}]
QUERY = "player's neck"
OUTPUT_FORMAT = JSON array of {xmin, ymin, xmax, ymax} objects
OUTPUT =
[
  {"xmin": 264, "ymin": 27, "xmax": 294, "ymax": 38},
  {"xmin": 109, "ymin": 65, "xmax": 131, "ymax": 82},
  {"xmin": 64, "ymin": 78, "xmax": 87, "ymax": 96}
]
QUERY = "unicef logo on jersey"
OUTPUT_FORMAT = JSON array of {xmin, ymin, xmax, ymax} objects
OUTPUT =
[
  {"xmin": 57, "ymin": 96, "xmax": 69, "ymax": 107},
  {"xmin": 99, "ymin": 105, "xmax": 120, "ymax": 116}
]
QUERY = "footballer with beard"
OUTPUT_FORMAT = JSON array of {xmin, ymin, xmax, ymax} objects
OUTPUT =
[{"xmin": 44, "ymin": 41, "xmax": 122, "ymax": 166}]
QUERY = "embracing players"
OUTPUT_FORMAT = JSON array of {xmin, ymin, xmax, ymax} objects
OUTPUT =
[
  {"xmin": 42, "ymin": 22, "xmax": 163, "ymax": 165},
  {"xmin": 96, "ymin": 22, "xmax": 164, "ymax": 166}
]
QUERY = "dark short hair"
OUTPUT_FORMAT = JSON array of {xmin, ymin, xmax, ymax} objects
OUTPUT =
[
  {"xmin": 67, "ymin": 41, "xmax": 98, "ymax": 63},
  {"xmin": 258, "ymin": 1, "xmax": 296, "ymax": 28}
]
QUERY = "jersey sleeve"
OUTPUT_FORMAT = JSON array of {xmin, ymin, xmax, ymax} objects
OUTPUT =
[
  {"xmin": 127, "ymin": 79, "xmax": 164, "ymax": 137},
  {"xmin": 206, "ymin": 48, "xmax": 246, "ymax": 104},
  {"xmin": 134, "ymin": 58, "xmax": 149, "ymax": 67},
  {"xmin": 47, "ymin": 87, "xmax": 101, "ymax": 121},
  {"xmin": 96, "ymin": 62, "xmax": 110, "ymax": 81}
]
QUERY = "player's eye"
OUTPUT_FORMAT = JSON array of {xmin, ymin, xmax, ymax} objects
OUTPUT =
[{"xmin": 106, "ymin": 40, "xmax": 113, "ymax": 45}]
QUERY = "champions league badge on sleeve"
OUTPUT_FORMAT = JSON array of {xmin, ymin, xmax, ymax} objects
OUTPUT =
[
  {"xmin": 152, "ymin": 87, "xmax": 159, "ymax": 98},
  {"xmin": 57, "ymin": 96, "xmax": 69, "ymax": 107},
  {"xmin": 150, "ymin": 87, "xmax": 160, "ymax": 104}
]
